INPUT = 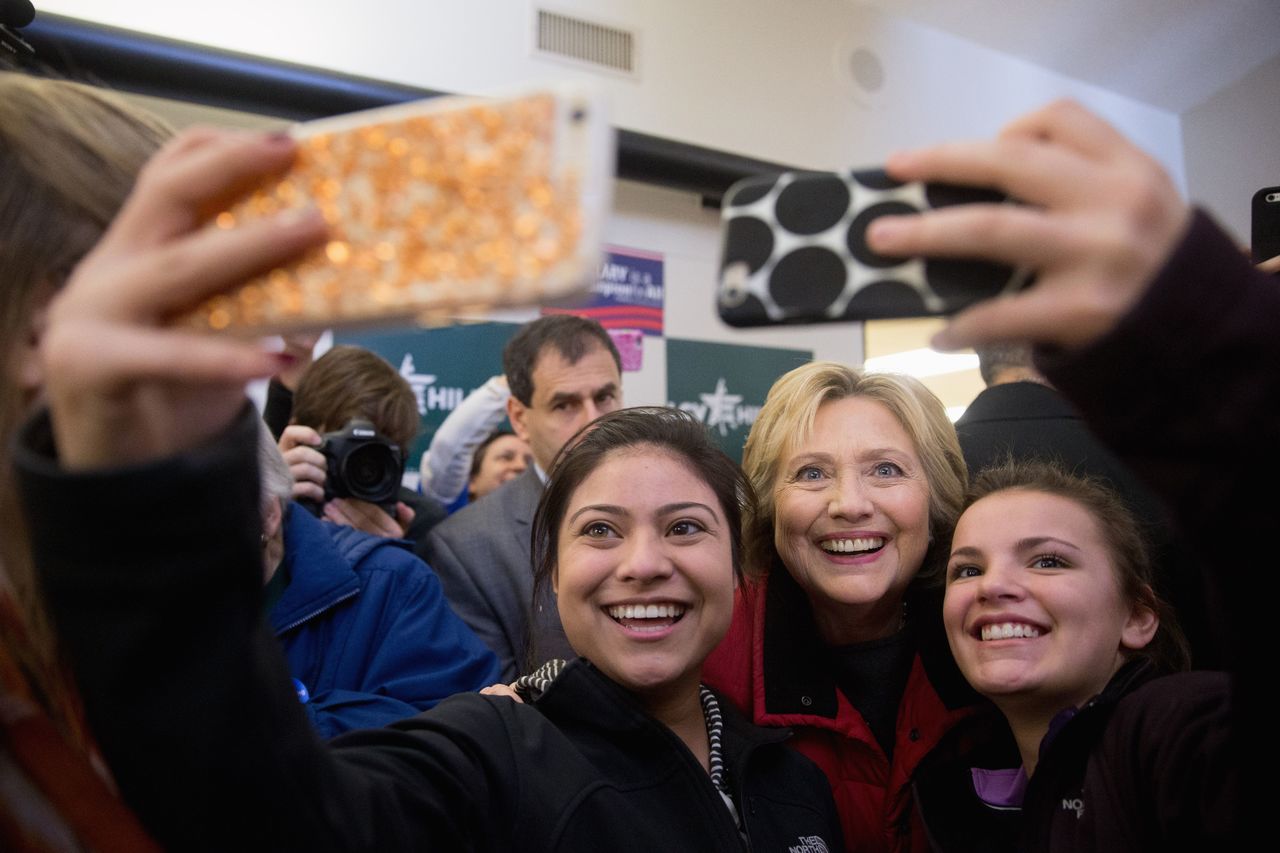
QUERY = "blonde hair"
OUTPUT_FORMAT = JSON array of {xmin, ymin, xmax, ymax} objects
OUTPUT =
[
  {"xmin": 741, "ymin": 361, "xmax": 966, "ymax": 581},
  {"xmin": 0, "ymin": 72, "xmax": 172, "ymax": 741}
]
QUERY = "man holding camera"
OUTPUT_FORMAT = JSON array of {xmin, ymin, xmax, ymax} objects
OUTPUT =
[
  {"xmin": 279, "ymin": 345, "xmax": 446, "ymax": 542},
  {"xmin": 421, "ymin": 315, "xmax": 623, "ymax": 682},
  {"xmin": 267, "ymin": 345, "xmax": 500, "ymax": 733}
]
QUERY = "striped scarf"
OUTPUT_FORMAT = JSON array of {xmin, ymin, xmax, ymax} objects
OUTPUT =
[{"xmin": 514, "ymin": 660, "xmax": 739, "ymax": 824}]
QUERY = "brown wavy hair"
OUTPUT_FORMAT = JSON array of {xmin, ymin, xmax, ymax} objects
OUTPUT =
[{"xmin": 0, "ymin": 71, "xmax": 172, "ymax": 742}]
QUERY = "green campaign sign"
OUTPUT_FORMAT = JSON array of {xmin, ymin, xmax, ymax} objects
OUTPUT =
[
  {"xmin": 335, "ymin": 322, "xmax": 521, "ymax": 475},
  {"xmin": 665, "ymin": 339, "xmax": 812, "ymax": 463}
]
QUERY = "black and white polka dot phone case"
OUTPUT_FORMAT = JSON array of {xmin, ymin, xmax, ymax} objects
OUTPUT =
[{"xmin": 717, "ymin": 169, "xmax": 1028, "ymax": 326}]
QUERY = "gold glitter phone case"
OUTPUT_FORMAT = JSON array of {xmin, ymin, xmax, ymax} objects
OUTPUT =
[{"xmin": 180, "ymin": 84, "xmax": 614, "ymax": 334}]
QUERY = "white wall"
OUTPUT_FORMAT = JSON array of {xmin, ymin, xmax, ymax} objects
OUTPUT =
[
  {"xmin": 1181, "ymin": 54, "xmax": 1280, "ymax": 246},
  {"xmin": 41, "ymin": 0, "xmax": 1185, "ymax": 180}
]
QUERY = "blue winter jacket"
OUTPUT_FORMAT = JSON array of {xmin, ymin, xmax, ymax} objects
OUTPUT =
[{"xmin": 270, "ymin": 503, "xmax": 501, "ymax": 738}]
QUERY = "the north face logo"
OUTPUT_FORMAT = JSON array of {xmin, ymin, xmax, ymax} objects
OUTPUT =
[{"xmin": 789, "ymin": 837, "xmax": 830, "ymax": 853}]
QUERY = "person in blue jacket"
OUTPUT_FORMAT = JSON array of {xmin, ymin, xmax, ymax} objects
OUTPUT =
[{"xmin": 258, "ymin": 422, "xmax": 500, "ymax": 737}]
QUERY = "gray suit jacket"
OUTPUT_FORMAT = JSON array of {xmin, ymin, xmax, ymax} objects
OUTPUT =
[{"xmin": 417, "ymin": 468, "xmax": 571, "ymax": 681}]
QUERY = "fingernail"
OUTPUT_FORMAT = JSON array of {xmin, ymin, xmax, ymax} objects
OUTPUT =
[
  {"xmin": 265, "ymin": 131, "xmax": 295, "ymax": 147},
  {"xmin": 278, "ymin": 206, "xmax": 325, "ymax": 230},
  {"xmin": 274, "ymin": 352, "xmax": 298, "ymax": 367},
  {"xmin": 930, "ymin": 328, "xmax": 957, "ymax": 351},
  {"xmin": 867, "ymin": 217, "xmax": 903, "ymax": 248},
  {"xmin": 884, "ymin": 150, "xmax": 915, "ymax": 174}
]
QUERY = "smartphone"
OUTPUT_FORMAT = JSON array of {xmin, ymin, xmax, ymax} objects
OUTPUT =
[
  {"xmin": 1252, "ymin": 185, "xmax": 1280, "ymax": 264},
  {"xmin": 179, "ymin": 84, "xmax": 614, "ymax": 334},
  {"xmin": 716, "ymin": 169, "xmax": 1028, "ymax": 326}
]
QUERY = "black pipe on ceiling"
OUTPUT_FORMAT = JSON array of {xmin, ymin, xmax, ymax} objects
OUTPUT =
[{"xmin": 17, "ymin": 13, "xmax": 798, "ymax": 207}]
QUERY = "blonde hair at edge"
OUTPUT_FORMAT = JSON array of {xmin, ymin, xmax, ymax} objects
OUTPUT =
[
  {"xmin": 0, "ymin": 72, "xmax": 172, "ymax": 738},
  {"xmin": 741, "ymin": 361, "xmax": 967, "ymax": 582}
]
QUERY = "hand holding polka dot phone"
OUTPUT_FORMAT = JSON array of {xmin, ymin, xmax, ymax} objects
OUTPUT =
[
  {"xmin": 717, "ymin": 169, "xmax": 1028, "ymax": 326},
  {"xmin": 180, "ymin": 85, "xmax": 614, "ymax": 334}
]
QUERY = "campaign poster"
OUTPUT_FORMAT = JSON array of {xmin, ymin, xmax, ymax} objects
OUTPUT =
[
  {"xmin": 542, "ymin": 246, "xmax": 664, "ymax": 337},
  {"xmin": 335, "ymin": 322, "xmax": 521, "ymax": 477},
  {"xmin": 665, "ymin": 339, "xmax": 812, "ymax": 462}
]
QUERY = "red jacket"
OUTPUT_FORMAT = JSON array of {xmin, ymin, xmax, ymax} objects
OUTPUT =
[{"xmin": 703, "ymin": 570, "xmax": 975, "ymax": 853}]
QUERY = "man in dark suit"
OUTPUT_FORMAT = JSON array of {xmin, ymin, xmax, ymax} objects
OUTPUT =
[
  {"xmin": 955, "ymin": 343, "xmax": 1148, "ymax": 495},
  {"xmin": 419, "ymin": 315, "xmax": 622, "ymax": 680}
]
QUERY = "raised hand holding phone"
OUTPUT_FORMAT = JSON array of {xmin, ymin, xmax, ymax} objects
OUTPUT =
[
  {"xmin": 866, "ymin": 99, "xmax": 1191, "ymax": 351},
  {"xmin": 41, "ymin": 129, "xmax": 328, "ymax": 470},
  {"xmin": 717, "ymin": 168, "xmax": 1023, "ymax": 326}
]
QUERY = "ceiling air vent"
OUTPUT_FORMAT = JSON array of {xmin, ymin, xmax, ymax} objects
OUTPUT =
[{"xmin": 535, "ymin": 9, "xmax": 637, "ymax": 77}]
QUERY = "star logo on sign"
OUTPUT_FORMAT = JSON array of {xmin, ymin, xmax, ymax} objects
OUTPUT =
[
  {"xmin": 700, "ymin": 378, "xmax": 743, "ymax": 436},
  {"xmin": 399, "ymin": 353, "xmax": 437, "ymax": 416}
]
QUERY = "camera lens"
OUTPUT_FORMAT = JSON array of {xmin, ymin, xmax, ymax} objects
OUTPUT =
[{"xmin": 342, "ymin": 443, "xmax": 400, "ymax": 502}]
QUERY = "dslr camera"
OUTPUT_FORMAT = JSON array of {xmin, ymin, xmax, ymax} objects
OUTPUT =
[{"xmin": 315, "ymin": 418, "xmax": 405, "ymax": 515}]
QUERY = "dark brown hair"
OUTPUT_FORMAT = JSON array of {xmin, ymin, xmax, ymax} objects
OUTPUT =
[
  {"xmin": 958, "ymin": 458, "xmax": 1191, "ymax": 673},
  {"xmin": 292, "ymin": 345, "xmax": 420, "ymax": 450},
  {"xmin": 468, "ymin": 429, "xmax": 515, "ymax": 486},
  {"xmin": 502, "ymin": 314, "xmax": 621, "ymax": 406}
]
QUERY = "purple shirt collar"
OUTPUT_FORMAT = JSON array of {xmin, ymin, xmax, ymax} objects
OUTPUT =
[{"xmin": 971, "ymin": 706, "xmax": 1079, "ymax": 809}]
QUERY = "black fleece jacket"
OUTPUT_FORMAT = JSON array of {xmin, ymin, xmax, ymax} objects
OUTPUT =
[{"xmin": 913, "ymin": 661, "xmax": 1233, "ymax": 852}]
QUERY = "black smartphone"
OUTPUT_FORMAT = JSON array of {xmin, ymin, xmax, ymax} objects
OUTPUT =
[
  {"xmin": 716, "ymin": 168, "xmax": 1028, "ymax": 326},
  {"xmin": 1251, "ymin": 185, "xmax": 1280, "ymax": 264}
]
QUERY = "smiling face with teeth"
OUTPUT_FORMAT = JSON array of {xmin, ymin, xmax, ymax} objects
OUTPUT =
[
  {"xmin": 554, "ymin": 446, "xmax": 735, "ymax": 708},
  {"xmin": 943, "ymin": 489, "xmax": 1158, "ymax": 717},
  {"xmin": 772, "ymin": 397, "xmax": 932, "ymax": 645}
]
